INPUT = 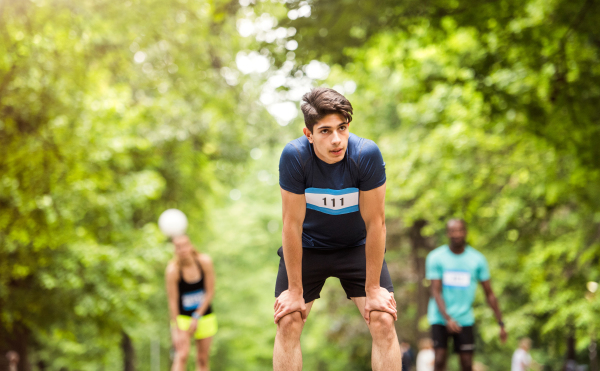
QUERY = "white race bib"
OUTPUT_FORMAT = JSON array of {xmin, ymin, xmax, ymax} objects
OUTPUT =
[
  {"xmin": 305, "ymin": 187, "xmax": 359, "ymax": 215},
  {"xmin": 442, "ymin": 271, "xmax": 471, "ymax": 288},
  {"xmin": 182, "ymin": 289, "xmax": 205, "ymax": 311}
]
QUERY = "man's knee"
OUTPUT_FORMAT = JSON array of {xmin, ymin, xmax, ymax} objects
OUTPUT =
[
  {"xmin": 369, "ymin": 311, "xmax": 395, "ymax": 339},
  {"xmin": 276, "ymin": 312, "xmax": 304, "ymax": 338}
]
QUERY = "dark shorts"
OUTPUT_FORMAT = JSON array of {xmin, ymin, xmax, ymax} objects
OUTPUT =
[
  {"xmin": 432, "ymin": 324, "xmax": 476, "ymax": 353},
  {"xmin": 274, "ymin": 245, "xmax": 394, "ymax": 303}
]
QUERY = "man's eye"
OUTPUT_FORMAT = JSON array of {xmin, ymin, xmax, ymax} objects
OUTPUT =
[
  {"xmin": 321, "ymin": 130, "xmax": 328, "ymax": 134},
  {"xmin": 339, "ymin": 126, "xmax": 347, "ymax": 131}
]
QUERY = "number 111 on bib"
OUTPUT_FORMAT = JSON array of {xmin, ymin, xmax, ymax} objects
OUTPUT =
[{"xmin": 305, "ymin": 188, "xmax": 359, "ymax": 215}]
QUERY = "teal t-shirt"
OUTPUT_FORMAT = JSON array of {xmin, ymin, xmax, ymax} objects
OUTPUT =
[{"xmin": 426, "ymin": 245, "xmax": 490, "ymax": 326}]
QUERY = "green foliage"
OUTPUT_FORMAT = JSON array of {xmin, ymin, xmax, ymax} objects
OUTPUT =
[{"xmin": 0, "ymin": 0, "xmax": 279, "ymax": 368}]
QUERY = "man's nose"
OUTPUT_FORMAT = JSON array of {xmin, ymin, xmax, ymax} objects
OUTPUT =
[{"xmin": 331, "ymin": 130, "xmax": 341, "ymax": 145}]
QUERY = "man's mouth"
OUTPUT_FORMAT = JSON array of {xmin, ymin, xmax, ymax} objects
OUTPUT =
[{"xmin": 330, "ymin": 148, "xmax": 344, "ymax": 155}]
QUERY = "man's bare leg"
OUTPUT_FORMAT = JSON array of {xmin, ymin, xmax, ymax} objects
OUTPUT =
[
  {"xmin": 273, "ymin": 300, "xmax": 314, "ymax": 371},
  {"xmin": 434, "ymin": 347, "xmax": 448, "ymax": 371},
  {"xmin": 458, "ymin": 352, "xmax": 473, "ymax": 371},
  {"xmin": 352, "ymin": 297, "xmax": 402, "ymax": 371}
]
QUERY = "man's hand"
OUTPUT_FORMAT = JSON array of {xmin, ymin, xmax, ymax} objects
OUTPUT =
[
  {"xmin": 499, "ymin": 326, "xmax": 508, "ymax": 343},
  {"xmin": 274, "ymin": 289, "xmax": 307, "ymax": 324},
  {"xmin": 446, "ymin": 318, "xmax": 462, "ymax": 333},
  {"xmin": 188, "ymin": 318, "xmax": 198, "ymax": 335},
  {"xmin": 364, "ymin": 287, "xmax": 397, "ymax": 324}
]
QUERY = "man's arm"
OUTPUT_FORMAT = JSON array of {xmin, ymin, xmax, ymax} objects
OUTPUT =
[
  {"xmin": 273, "ymin": 187, "xmax": 307, "ymax": 324},
  {"xmin": 481, "ymin": 280, "xmax": 507, "ymax": 342},
  {"xmin": 360, "ymin": 182, "xmax": 397, "ymax": 323},
  {"xmin": 430, "ymin": 280, "xmax": 461, "ymax": 333}
]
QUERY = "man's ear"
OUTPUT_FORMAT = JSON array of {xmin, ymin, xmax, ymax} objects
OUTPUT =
[{"xmin": 302, "ymin": 127, "xmax": 313, "ymax": 143}]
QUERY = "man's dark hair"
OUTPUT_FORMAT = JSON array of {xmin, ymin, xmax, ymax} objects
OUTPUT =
[{"xmin": 301, "ymin": 88, "xmax": 353, "ymax": 132}]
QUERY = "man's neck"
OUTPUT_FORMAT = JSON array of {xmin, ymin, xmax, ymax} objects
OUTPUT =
[{"xmin": 449, "ymin": 244, "xmax": 466, "ymax": 254}]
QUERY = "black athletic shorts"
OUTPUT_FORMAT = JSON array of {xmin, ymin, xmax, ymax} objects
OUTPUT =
[
  {"xmin": 432, "ymin": 324, "xmax": 476, "ymax": 353},
  {"xmin": 274, "ymin": 245, "xmax": 394, "ymax": 303}
]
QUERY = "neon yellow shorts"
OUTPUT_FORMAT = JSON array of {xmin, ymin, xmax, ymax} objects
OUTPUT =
[{"xmin": 172, "ymin": 313, "xmax": 218, "ymax": 339}]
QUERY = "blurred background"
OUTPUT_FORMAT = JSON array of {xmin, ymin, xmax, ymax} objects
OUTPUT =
[{"xmin": 1, "ymin": 0, "xmax": 600, "ymax": 369}]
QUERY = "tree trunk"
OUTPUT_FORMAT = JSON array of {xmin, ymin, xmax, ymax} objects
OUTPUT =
[
  {"xmin": 590, "ymin": 337, "xmax": 598, "ymax": 371},
  {"xmin": 564, "ymin": 330, "xmax": 576, "ymax": 371},
  {"xmin": 122, "ymin": 331, "xmax": 136, "ymax": 371},
  {"xmin": 409, "ymin": 219, "xmax": 434, "ymax": 339},
  {"xmin": 0, "ymin": 323, "xmax": 31, "ymax": 371}
]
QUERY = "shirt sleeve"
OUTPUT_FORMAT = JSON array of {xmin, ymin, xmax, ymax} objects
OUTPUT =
[
  {"xmin": 358, "ymin": 140, "xmax": 386, "ymax": 191},
  {"xmin": 477, "ymin": 254, "xmax": 491, "ymax": 282},
  {"xmin": 425, "ymin": 253, "xmax": 442, "ymax": 280},
  {"xmin": 279, "ymin": 142, "xmax": 305, "ymax": 194}
]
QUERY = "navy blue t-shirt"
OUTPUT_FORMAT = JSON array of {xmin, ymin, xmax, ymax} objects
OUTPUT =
[{"xmin": 279, "ymin": 133, "xmax": 386, "ymax": 249}]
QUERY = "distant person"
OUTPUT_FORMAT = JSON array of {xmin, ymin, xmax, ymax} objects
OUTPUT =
[
  {"xmin": 511, "ymin": 338, "xmax": 533, "ymax": 371},
  {"xmin": 416, "ymin": 338, "xmax": 435, "ymax": 371},
  {"xmin": 166, "ymin": 235, "xmax": 217, "ymax": 371},
  {"xmin": 273, "ymin": 87, "xmax": 401, "ymax": 370},
  {"xmin": 401, "ymin": 341, "xmax": 415, "ymax": 370},
  {"xmin": 426, "ymin": 219, "xmax": 507, "ymax": 371},
  {"xmin": 6, "ymin": 351, "xmax": 19, "ymax": 371}
]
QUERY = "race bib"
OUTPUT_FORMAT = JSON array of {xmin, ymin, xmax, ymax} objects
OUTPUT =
[
  {"xmin": 442, "ymin": 271, "xmax": 471, "ymax": 288},
  {"xmin": 305, "ymin": 187, "xmax": 359, "ymax": 215},
  {"xmin": 182, "ymin": 289, "xmax": 205, "ymax": 311}
]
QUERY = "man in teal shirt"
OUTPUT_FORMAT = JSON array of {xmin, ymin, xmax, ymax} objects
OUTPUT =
[{"xmin": 426, "ymin": 219, "xmax": 507, "ymax": 371}]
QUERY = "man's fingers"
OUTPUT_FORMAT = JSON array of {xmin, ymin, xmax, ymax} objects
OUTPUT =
[
  {"xmin": 363, "ymin": 308, "xmax": 371, "ymax": 324},
  {"xmin": 274, "ymin": 311, "xmax": 284, "ymax": 324},
  {"xmin": 274, "ymin": 307, "xmax": 285, "ymax": 322},
  {"xmin": 274, "ymin": 306, "xmax": 292, "ymax": 323},
  {"xmin": 300, "ymin": 308, "xmax": 307, "ymax": 322},
  {"xmin": 385, "ymin": 307, "xmax": 398, "ymax": 320}
]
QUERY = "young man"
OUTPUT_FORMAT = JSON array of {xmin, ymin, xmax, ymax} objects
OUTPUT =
[
  {"xmin": 273, "ymin": 87, "xmax": 402, "ymax": 371},
  {"xmin": 426, "ymin": 219, "xmax": 507, "ymax": 371}
]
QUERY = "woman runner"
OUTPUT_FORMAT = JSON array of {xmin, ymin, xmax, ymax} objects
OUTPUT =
[{"xmin": 166, "ymin": 235, "xmax": 217, "ymax": 371}]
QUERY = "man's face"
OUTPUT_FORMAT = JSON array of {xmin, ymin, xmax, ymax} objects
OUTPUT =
[
  {"xmin": 172, "ymin": 235, "xmax": 194, "ymax": 258},
  {"xmin": 303, "ymin": 113, "xmax": 350, "ymax": 164},
  {"xmin": 447, "ymin": 221, "xmax": 467, "ymax": 247}
]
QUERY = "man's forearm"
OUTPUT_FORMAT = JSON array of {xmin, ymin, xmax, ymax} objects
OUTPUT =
[
  {"xmin": 486, "ymin": 293, "xmax": 503, "ymax": 322},
  {"xmin": 365, "ymin": 222, "xmax": 386, "ymax": 292},
  {"xmin": 433, "ymin": 292, "xmax": 452, "ymax": 321},
  {"xmin": 282, "ymin": 224, "xmax": 303, "ymax": 293}
]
